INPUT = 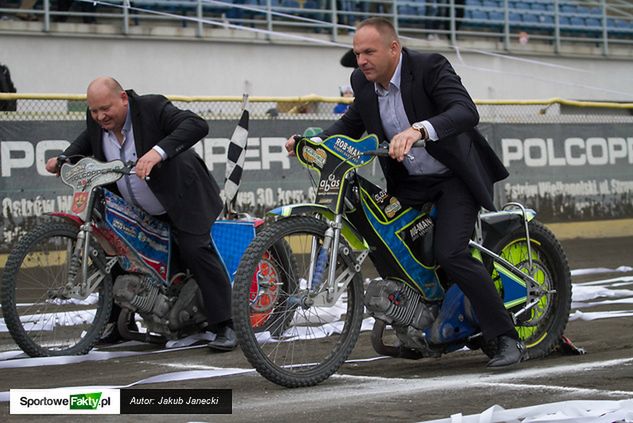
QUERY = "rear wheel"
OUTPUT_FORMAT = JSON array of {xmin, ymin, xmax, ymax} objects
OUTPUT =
[
  {"xmin": 232, "ymin": 216, "xmax": 364, "ymax": 387},
  {"xmin": 1, "ymin": 220, "xmax": 113, "ymax": 356},
  {"xmin": 487, "ymin": 220, "xmax": 572, "ymax": 359}
]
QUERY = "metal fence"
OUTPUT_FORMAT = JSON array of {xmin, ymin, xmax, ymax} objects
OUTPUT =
[
  {"xmin": 1, "ymin": 93, "xmax": 633, "ymax": 123},
  {"xmin": 1, "ymin": 0, "xmax": 633, "ymax": 56}
]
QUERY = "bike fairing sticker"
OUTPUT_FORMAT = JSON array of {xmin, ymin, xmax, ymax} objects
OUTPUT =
[
  {"xmin": 103, "ymin": 191, "xmax": 171, "ymax": 283},
  {"xmin": 358, "ymin": 187, "xmax": 444, "ymax": 301},
  {"xmin": 297, "ymin": 135, "xmax": 379, "ymax": 212}
]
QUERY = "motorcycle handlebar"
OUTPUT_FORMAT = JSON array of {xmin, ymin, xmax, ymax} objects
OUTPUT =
[{"xmin": 365, "ymin": 139, "xmax": 426, "ymax": 157}]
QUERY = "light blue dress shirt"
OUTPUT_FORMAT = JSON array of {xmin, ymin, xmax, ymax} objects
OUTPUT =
[
  {"xmin": 101, "ymin": 105, "xmax": 166, "ymax": 215},
  {"xmin": 375, "ymin": 53, "xmax": 449, "ymax": 176}
]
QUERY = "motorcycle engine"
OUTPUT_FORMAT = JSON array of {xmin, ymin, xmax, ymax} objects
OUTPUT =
[
  {"xmin": 113, "ymin": 274, "xmax": 171, "ymax": 318},
  {"xmin": 113, "ymin": 274, "xmax": 207, "ymax": 338},
  {"xmin": 365, "ymin": 278, "xmax": 437, "ymax": 330}
]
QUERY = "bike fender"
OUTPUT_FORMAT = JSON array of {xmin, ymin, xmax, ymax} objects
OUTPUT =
[
  {"xmin": 268, "ymin": 204, "xmax": 369, "ymax": 251},
  {"xmin": 48, "ymin": 212, "xmax": 83, "ymax": 227},
  {"xmin": 480, "ymin": 208, "xmax": 537, "ymax": 247}
]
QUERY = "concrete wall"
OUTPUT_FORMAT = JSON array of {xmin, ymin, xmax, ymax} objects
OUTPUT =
[{"xmin": 2, "ymin": 31, "xmax": 633, "ymax": 100}]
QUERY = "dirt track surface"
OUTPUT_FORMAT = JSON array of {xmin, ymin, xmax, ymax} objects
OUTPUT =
[{"xmin": 1, "ymin": 236, "xmax": 632, "ymax": 422}]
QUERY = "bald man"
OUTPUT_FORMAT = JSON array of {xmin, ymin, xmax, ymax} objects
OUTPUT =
[{"xmin": 46, "ymin": 77, "xmax": 237, "ymax": 352}]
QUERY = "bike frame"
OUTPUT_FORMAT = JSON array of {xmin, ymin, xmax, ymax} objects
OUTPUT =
[
  {"xmin": 270, "ymin": 135, "xmax": 552, "ymax": 329},
  {"xmin": 52, "ymin": 157, "xmax": 260, "ymax": 302}
]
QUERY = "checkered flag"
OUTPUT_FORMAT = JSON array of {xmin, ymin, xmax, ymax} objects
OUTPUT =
[{"xmin": 224, "ymin": 94, "xmax": 249, "ymax": 214}]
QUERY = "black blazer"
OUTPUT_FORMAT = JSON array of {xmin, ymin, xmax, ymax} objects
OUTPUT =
[
  {"xmin": 322, "ymin": 49, "xmax": 508, "ymax": 211},
  {"xmin": 64, "ymin": 90, "xmax": 222, "ymax": 234}
]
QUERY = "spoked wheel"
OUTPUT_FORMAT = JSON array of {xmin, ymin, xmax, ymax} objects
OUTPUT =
[
  {"xmin": 487, "ymin": 220, "xmax": 572, "ymax": 359},
  {"xmin": 232, "ymin": 216, "xmax": 364, "ymax": 387},
  {"xmin": 1, "ymin": 220, "xmax": 113, "ymax": 356}
]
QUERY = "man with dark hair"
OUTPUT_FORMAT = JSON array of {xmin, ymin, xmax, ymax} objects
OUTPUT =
[
  {"xmin": 286, "ymin": 18, "xmax": 524, "ymax": 368},
  {"xmin": 45, "ymin": 77, "xmax": 236, "ymax": 352}
]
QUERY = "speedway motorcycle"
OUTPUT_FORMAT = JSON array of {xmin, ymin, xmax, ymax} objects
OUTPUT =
[
  {"xmin": 1, "ymin": 156, "xmax": 258, "ymax": 357},
  {"xmin": 231, "ymin": 134, "xmax": 572, "ymax": 388}
]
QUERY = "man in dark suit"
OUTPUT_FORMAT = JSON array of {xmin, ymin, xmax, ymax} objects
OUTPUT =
[
  {"xmin": 45, "ymin": 77, "xmax": 236, "ymax": 351},
  {"xmin": 286, "ymin": 18, "xmax": 523, "ymax": 367}
]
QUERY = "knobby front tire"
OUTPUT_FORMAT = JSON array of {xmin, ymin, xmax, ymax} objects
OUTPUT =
[
  {"xmin": 232, "ymin": 216, "xmax": 364, "ymax": 387},
  {"xmin": 1, "ymin": 220, "xmax": 113, "ymax": 357}
]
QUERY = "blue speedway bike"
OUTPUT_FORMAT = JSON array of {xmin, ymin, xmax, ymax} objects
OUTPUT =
[
  {"xmin": 1, "ymin": 156, "xmax": 258, "ymax": 357},
  {"xmin": 232, "ymin": 134, "xmax": 572, "ymax": 387}
]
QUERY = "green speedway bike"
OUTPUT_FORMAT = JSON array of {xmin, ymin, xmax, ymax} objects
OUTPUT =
[{"xmin": 231, "ymin": 134, "xmax": 572, "ymax": 387}]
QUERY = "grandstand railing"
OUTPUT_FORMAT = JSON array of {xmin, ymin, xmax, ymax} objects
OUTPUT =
[{"xmin": 1, "ymin": 0, "xmax": 633, "ymax": 55}]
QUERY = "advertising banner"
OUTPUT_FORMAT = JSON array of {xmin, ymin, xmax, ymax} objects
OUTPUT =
[{"xmin": 1, "ymin": 119, "xmax": 632, "ymax": 252}]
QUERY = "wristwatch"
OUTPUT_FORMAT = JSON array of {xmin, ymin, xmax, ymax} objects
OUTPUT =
[{"xmin": 412, "ymin": 121, "xmax": 428, "ymax": 141}]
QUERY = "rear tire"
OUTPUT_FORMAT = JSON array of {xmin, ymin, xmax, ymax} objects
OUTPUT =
[{"xmin": 486, "ymin": 220, "xmax": 572, "ymax": 359}]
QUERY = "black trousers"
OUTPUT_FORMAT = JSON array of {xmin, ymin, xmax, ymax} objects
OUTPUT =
[
  {"xmin": 404, "ymin": 176, "xmax": 517, "ymax": 342},
  {"xmin": 171, "ymin": 228, "xmax": 232, "ymax": 326}
]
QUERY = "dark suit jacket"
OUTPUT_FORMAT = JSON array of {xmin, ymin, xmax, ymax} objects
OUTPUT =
[
  {"xmin": 322, "ymin": 49, "xmax": 508, "ymax": 211},
  {"xmin": 64, "ymin": 90, "xmax": 222, "ymax": 234}
]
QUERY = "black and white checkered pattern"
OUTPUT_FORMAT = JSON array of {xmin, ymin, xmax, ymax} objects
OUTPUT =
[{"xmin": 224, "ymin": 107, "xmax": 249, "ymax": 212}]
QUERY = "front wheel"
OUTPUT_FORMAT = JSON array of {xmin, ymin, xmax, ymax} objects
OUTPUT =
[
  {"xmin": 1, "ymin": 220, "xmax": 113, "ymax": 356},
  {"xmin": 232, "ymin": 216, "xmax": 364, "ymax": 387},
  {"xmin": 487, "ymin": 220, "xmax": 572, "ymax": 359}
]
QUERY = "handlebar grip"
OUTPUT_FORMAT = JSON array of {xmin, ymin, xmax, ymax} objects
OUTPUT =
[
  {"xmin": 365, "ymin": 148, "xmax": 390, "ymax": 157},
  {"xmin": 55, "ymin": 155, "xmax": 69, "ymax": 172}
]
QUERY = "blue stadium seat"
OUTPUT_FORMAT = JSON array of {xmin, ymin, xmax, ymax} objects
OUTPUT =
[
  {"xmin": 464, "ymin": 9, "xmax": 488, "ymax": 22},
  {"xmin": 570, "ymin": 16, "xmax": 585, "ymax": 27},
  {"xmin": 509, "ymin": 12, "xmax": 522, "ymax": 23},
  {"xmin": 560, "ymin": 4, "xmax": 578, "ymax": 15},
  {"xmin": 585, "ymin": 18, "xmax": 602, "ymax": 30},
  {"xmin": 465, "ymin": 0, "xmax": 483, "ymax": 6},
  {"xmin": 482, "ymin": 0, "xmax": 500, "ymax": 8},
  {"xmin": 539, "ymin": 15, "xmax": 554, "ymax": 26},
  {"xmin": 281, "ymin": 0, "xmax": 300, "ymax": 8},
  {"xmin": 488, "ymin": 10, "xmax": 504, "ymax": 24},
  {"xmin": 588, "ymin": 7, "xmax": 602, "ymax": 15},
  {"xmin": 559, "ymin": 16, "xmax": 571, "ymax": 27},
  {"xmin": 522, "ymin": 13, "xmax": 539, "ymax": 25},
  {"xmin": 513, "ymin": 2, "xmax": 530, "ymax": 11}
]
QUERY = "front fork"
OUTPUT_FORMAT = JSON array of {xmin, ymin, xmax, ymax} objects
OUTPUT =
[
  {"xmin": 303, "ymin": 214, "xmax": 366, "ymax": 307},
  {"xmin": 61, "ymin": 222, "xmax": 107, "ymax": 299}
]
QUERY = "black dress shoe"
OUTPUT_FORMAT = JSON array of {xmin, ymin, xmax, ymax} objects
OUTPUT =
[
  {"xmin": 207, "ymin": 326, "xmax": 237, "ymax": 352},
  {"xmin": 487, "ymin": 336, "xmax": 526, "ymax": 368}
]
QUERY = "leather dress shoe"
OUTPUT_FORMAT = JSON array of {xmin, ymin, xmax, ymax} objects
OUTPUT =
[
  {"xmin": 207, "ymin": 326, "xmax": 237, "ymax": 352},
  {"xmin": 487, "ymin": 336, "xmax": 526, "ymax": 368}
]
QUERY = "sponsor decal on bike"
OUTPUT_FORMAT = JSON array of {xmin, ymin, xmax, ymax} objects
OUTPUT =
[
  {"xmin": 319, "ymin": 174, "xmax": 341, "ymax": 193},
  {"xmin": 332, "ymin": 137, "xmax": 362, "ymax": 162},
  {"xmin": 373, "ymin": 190, "xmax": 388, "ymax": 204},
  {"xmin": 71, "ymin": 192, "xmax": 88, "ymax": 214},
  {"xmin": 384, "ymin": 197, "xmax": 402, "ymax": 218},
  {"xmin": 302, "ymin": 146, "xmax": 327, "ymax": 168},
  {"xmin": 409, "ymin": 216, "xmax": 433, "ymax": 241}
]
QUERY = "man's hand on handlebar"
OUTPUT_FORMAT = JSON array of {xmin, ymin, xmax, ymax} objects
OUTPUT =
[
  {"xmin": 45, "ymin": 155, "xmax": 69, "ymax": 176},
  {"xmin": 389, "ymin": 127, "xmax": 424, "ymax": 162},
  {"xmin": 284, "ymin": 135, "xmax": 301, "ymax": 157},
  {"xmin": 135, "ymin": 149, "xmax": 161, "ymax": 180}
]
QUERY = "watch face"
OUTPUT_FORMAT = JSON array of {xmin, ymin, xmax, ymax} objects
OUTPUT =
[{"xmin": 413, "ymin": 122, "xmax": 423, "ymax": 130}]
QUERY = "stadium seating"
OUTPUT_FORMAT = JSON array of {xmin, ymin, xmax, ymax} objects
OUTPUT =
[{"xmin": 3, "ymin": 0, "xmax": 633, "ymax": 42}]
